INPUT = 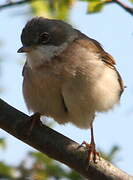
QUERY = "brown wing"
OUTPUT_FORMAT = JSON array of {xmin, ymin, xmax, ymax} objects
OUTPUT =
[
  {"xmin": 22, "ymin": 62, "xmax": 28, "ymax": 76},
  {"xmin": 75, "ymin": 30, "xmax": 125, "ymax": 95},
  {"xmin": 100, "ymin": 51, "xmax": 124, "ymax": 96}
]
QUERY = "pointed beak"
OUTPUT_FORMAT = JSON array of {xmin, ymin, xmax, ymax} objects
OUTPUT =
[{"xmin": 17, "ymin": 46, "xmax": 32, "ymax": 53}]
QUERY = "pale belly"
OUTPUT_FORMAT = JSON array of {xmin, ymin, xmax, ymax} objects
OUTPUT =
[
  {"xmin": 23, "ymin": 69, "xmax": 68, "ymax": 122},
  {"xmin": 23, "ymin": 61, "xmax": 121, "ymax": 129}
]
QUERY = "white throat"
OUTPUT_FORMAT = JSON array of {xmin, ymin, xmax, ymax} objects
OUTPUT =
[
  {"xmin": 26, "ymin": 43, "xmax": 68, "ymax": 69},
  {"xmin": 26, "ymin": 31, "xmax": 78, "ymax": 69}
]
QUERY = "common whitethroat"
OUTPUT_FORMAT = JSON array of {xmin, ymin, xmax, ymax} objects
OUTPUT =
[{"xmin": 18, "ymin": 17, "xmax": 124, "ymax": 162}]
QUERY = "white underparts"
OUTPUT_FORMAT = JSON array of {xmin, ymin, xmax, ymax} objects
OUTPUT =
[{"xmin": 26, "ymin": 43, "xmax": 68, "ymax": 69}]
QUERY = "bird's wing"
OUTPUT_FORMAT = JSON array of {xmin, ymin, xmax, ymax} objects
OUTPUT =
[
  {"xmin": 75, "ymin": 30, "xmax": 125, "ymax": 95},
  {"xmin": 22, "ymin": 62, "xmax": 28, "ymax": 76}
]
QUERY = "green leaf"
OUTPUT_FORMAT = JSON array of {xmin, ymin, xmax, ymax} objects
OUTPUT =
[
  {"xmin": 0, "ymin": 162, "xmax": 13, "ymax": 178},
  {"xmin": 129, "ymin": 0, "xmax": 133, "ymax": 3},
  {"xmin": 87, "ymin": 1, "xmax": 104, "ymax": 13},
  {"xmin": 0, "ymin": 138, "xmax": 6, "ymax": 149},
  {"xmin": 30, "ymin": 0, "xmax": 52, "ymax": 18},
  {"xmin": 80, "ymin": 0, "xmax": 102, "ymax": 2},
  {"xmin": 29, "ymin": 0, "xmax": 76, "ymax": 20}
]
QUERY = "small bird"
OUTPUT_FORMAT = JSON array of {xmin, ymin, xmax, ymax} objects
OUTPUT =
[{"xmin": 18, "ymin": 17, "xmax": 124, "ymax": 162}]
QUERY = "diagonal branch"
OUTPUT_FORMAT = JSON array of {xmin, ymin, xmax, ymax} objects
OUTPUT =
[
  {"xmin": 112, "ymin": 0, "xmax": 133, "ymax": 16},
  {"xmin": 104, "ymin": 0, "xmax": 133, "ymax": 16},
  {"xmin": 0, "ymin": 98, "xmax": 132, "ymax": 180},
  {"xmin": 0, "ymin": 0, "xmax": 37, "ymax": 10}
]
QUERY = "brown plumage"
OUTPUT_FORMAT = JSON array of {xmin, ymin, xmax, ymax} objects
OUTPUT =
[{"xmin": 18, "ymin": 17, "xmax": 124, "ymax": 162}]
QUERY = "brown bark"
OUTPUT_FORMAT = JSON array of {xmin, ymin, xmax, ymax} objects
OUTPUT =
[{"xmin": 0, "ymin": 98, "xmax": 132, "ymax": 180}]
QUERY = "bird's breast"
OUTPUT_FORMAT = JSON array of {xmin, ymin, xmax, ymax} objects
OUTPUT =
[
  {"xmin": 22, "ymin": 40, "xmax": 122, "ymax": 129},
  {"xmin": 22, "ymin": 65, "xmax": 68, "ymax": 121}
]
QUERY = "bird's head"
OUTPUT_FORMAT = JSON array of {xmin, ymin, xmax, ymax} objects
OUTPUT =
[{"xmin": 17, "ymin": 17, "xmax": 77, "ymax": 59}]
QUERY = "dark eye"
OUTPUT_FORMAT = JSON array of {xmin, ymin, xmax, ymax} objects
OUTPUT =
[{"xmin": 39, "ymin": 32, "xmax": 50, "ymax": 44}]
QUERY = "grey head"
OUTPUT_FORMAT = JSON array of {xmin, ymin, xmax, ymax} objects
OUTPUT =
[{"xmin": 18, "ymin": 17, "xmax": 78, "ymax": 53}]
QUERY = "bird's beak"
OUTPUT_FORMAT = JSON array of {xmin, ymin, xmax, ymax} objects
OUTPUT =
[{"xmin": 17, "ymin": 46, "xmax": 32, "ymax": 53}]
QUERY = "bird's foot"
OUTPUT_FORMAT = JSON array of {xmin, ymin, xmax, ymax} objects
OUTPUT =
[
  {"xmin": 27, "ymin": 112, "xmax": 41, "ymax": 135},
  {"xmin": 81, "ymin": 141, "xmax": 100, "ymax": 163}
]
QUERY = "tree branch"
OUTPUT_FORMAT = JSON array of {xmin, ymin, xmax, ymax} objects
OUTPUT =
[
  {"xmin": 113, "ymin": 0, "xmax": 133, "ymax": 16},
  {"xmin": 105, "ymin": 0, "xmax": 133, "ymax": 16},
  {"xmin": 0, "ymin": 98, "xmax": 132, "ymax": 179},
  {"xmin": 0, "ymin": 0, "xmax": 37, "ymax": 10}
]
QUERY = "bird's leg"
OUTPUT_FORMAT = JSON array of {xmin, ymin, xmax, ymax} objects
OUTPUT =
[
  {"xmin": 28, "ymin": 112, "xmax": 41, "ymax": 135},
  {"xmin": 81, "ymin": 125, "xmax": 100, "ymax": 163}
]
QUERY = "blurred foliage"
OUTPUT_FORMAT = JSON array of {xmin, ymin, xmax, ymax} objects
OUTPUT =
[
  {"xmin": 0, "ymin": 0, "xmax": 132, "ymax": 19},
  {"xmin": 87, "ymin": 0, "xmax": 105, "ymax": 13},
  {"xmin": 30, "ymin": 0, "xmax": 75, "ymax": 20},
  {"xmin": 29, "ymin": 0, "xmax": 107, "ymax": 19},
  {"xmin": 0, "ymin": 138, "xmax": 84, "ymax": 180},
  {"xmin": 0, "ymin": 162, "xmax": 14, "ymax": 180},
  {"xmin": 0, "ymin": 138, "xmax": 120, "ymax": 180},
  {"xmin": 27, "ymin": 0, "xmax": 133, "ymax": 19},
  {"xmin": 0, "ymin": 138, "xmax": 6, "ymax": 149},
  {"xmin": 99, "ymin": 145, "xmax": 121, "ymax": 164}
]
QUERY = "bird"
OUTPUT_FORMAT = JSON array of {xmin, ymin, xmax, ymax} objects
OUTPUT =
[{"xmin": 17, "ymin": 17, "xmax": 124, "ymax": 162}]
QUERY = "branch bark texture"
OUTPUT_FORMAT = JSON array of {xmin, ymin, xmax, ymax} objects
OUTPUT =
[{"xmin": 0, "ymin": 98, "xmax": 132, "ymax": 180}]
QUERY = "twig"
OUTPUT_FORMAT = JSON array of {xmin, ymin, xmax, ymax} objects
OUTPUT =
[
  {"xmin": 0, "ymin": 98, "xmax": 132, "ymax": 180},
  {"xmin": 114, "ymin": 0, "xmax": 133, "ymax": 16},
  {"xmin": 0, "ymin": 0, "xmax": 37, "ymax": 10},
  {"xmin": 105, "ymin": 0, "xmax": 133, "ymax": 16}
]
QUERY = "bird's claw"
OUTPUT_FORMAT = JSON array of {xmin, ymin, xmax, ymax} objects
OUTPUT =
[{"xmin": 81, "ymin": 141, "xmax": 100, "ymax": 163}]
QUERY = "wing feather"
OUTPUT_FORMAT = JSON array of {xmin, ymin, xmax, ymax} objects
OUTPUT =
[{"xmin": 75, "ymin": 30, "xmax": 125, "ymax": 95}]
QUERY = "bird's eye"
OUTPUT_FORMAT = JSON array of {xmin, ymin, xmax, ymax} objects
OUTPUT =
[{"xmin": 39, "ymin": 32, "xmax": 50, "ymax": 44}]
